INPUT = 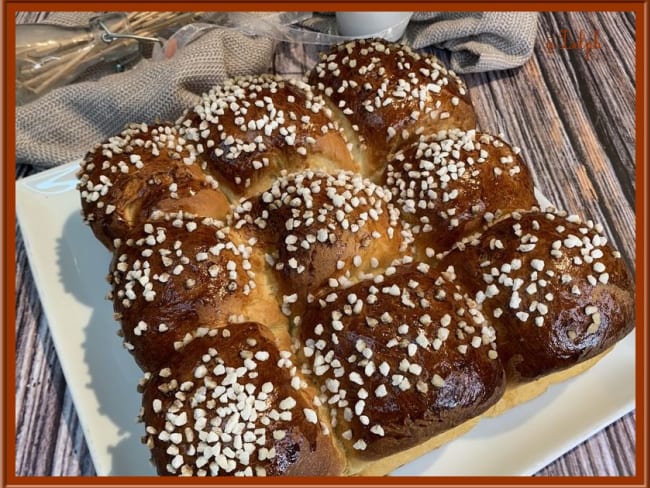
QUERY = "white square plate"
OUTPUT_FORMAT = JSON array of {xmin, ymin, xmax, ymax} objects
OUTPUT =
[{"xmin": 15, "ymin": 161, "xmax": 635, "ymax": 476}]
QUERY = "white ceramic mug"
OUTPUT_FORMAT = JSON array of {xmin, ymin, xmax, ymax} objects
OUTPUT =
[{"xmin": 335, "ymin": 12, "xmax": 413, "ymax": 42}]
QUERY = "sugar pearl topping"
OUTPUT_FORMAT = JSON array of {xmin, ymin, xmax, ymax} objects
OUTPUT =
[
  {"xmin": 142, "ymin": 324, "xmax": 327, "ymax": 477},
  {"xmin": 309, "ymin": 38, "xmax": 470, "ymax": 149},
  {"xmin": 310, "ymin": 40, "xmax": 466, "ymax": 127},
  {"xmin": 299, "ymin": 264, "xmax": 499, "ymax": 454},
  {"xmin": 78, "ymin": 123, "xmax": 193, "ymax": 198},
  {"xmin": 232, "ymin": 170, "xmax": 412, "ymax": 311},
  {"xmin": 110, "ymin": 215, "xmax": 258, "ymax": 363},
  {"xmin": 79, "ymin": 124, "xmax": 189, "ymax": 198},
  {"xmin": 464, "ymin": 210, "xmax": 620, "ymax": 337},
  {"xmin": 113, "ymin": 217, "xmax": 254, "ymax": 306},
  {"xmin": 177, "ymin": 75, "xmax": 344, "ymax": 190},
  {"xmin": 77, "ymin": 122, "xmax": 226, "ymax": 249},
  {"xmin": 385, "ymin": 129, "xmax": 527, "ymax": 236},
  {"xmin": 234, "ymin": 169, "xmax": 396, "ymax": 228}
]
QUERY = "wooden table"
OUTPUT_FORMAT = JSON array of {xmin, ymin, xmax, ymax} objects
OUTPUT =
[{"xmin": 14, "ymin": 11, "xmax": 636, "ymax": 476}]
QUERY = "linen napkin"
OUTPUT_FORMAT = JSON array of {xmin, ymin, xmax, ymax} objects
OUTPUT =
[{"xmin": 407, "ymin": 12, "xmax": 539, "ymax": 73}]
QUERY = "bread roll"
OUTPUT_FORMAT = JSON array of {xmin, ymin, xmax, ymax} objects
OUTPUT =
[
  {"xmin": 308, "ymin": 39, "xmax": 477, "ymax": 176},
  {"xmin": 232, "ymin": 169, "xmax": 412, "ymax": 315},
  {"xmin": 140, "ymin": 322, "xmax": 345, "ymax": 476},
  {"xmin": 78, "ymin": 123, "xmax": 230, "ymax": 251},
  {"xmin": 298, "ymin": 263, "xmax": 505, "ymax": 471},
  {"xmin": 383, "ymin": 129, "xmax": 537, "ymax": 254},
  {"xmin": 441, "ymin": 210, "xmax": 635, "ymax": 382},
  {"xmin": 109, "ymin": 215, "xmax": 284, "ymax": 371},
  {"xmin": 176, "ymin": 75, "xmax": 358, "ymax": 198}
]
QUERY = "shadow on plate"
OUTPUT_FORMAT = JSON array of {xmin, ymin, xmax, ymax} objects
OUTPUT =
[{"xmin": 58, "ymin": 211, "xmax": 155, "ymax": 475}]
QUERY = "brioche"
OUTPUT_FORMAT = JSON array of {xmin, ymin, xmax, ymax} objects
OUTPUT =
[
  {"xmin": 77, "ymin": 38, "xmax": 634, "ymax": 476},
  {"xmin": 308, "ymin": 38, "xmax": 477, "ymax": 176},
  {"xmin": 176, "ymin": 75, "xmax": 359, "ymax": 198},
  {"xmin": 232, "ymin": 170, "xmax": 412, "ymax": 315},
  {"xmin": 441, "ymin": 210, "xmax": 635, "ymax": 382},
  {"xmin": 298, "ymin": 263, "xmax": 506, "ymax": 467},
  {"xmin": 383, "ymin": 129, "xmax": 537, "ymax": 254},
  {"xmin": 140, "ymin": 322, "xmax": 345, "ymax": 476},
  {"xmin": 108, "ymin": 215, "xmax": 285, "ymax": 371},
  {"xmin": 78, "ymin": 123, "xmax": 231, "ymax": 251}
]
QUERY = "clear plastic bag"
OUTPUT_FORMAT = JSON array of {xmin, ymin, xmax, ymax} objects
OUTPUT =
[
  {"xmin": 152, "ymin": 11, "xmax": 413, "ymax": 62},
  {"xmin": 17, "ymin": 11, "xmax": 415, "ymax": 103},
  {"xmin": 16, "ymin": 13, "xmax": 140, "ymax": 105}
]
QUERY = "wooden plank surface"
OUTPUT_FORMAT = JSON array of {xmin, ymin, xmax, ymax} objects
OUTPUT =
[{"xmin": 14, "ymin": 10, "xmax": 637, "ymax": 477}]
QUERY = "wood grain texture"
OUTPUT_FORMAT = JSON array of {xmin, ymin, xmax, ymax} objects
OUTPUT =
[{"xmin": 14, "ymin": 11, "xmax": 637, "ymax": 477}]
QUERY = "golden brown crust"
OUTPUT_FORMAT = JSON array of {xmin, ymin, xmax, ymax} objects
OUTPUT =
[
  {"xmin": 141, "ymin": 322, "xmax": 345, "ymax": 476},
  {"xmin": 77, "ymin": 123, "xmax": 230, "ymax": 251},
  {"xmin": 298, "ymin": 264, "xmax": 505, "ymax": 461},
  {"xmin": 442, "ymin": 210, "xmax": 635, "ymax": 381},
  {"xmin": 177, "ymin": 75, "xmax": 358, "ymax": 198},
  {"xmin": 232, "ymin": 170, "xmax": 412, "ymax": 316},
  {"xmin": 355, "ymin": 346, "xmax": 611, "ymax": 476},
  {"xmin": 76, "ymin": 39, "xmax": 635, "ymax": 477},
  {"xmin": 383, "ymin": 129, "xmax": 537, "ymax": 255},
  {"xmin": 109, "ymin": 215, "xmax": 284, "ymax": 371},
  {"xmin": 308, "ymin": 39, "xmax": 477, "ymax": 175}
]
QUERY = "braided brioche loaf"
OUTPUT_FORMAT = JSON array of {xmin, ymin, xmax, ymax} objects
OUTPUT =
[{"xmin": 77, "ymin": 39, "xmax": 634, "ymax": 477}]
